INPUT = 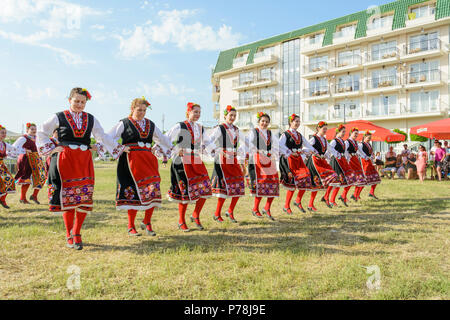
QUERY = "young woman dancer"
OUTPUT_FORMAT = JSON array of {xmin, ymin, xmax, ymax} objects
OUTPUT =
[
  {"xmin": 246, "ymin": 112, "xmax": 280, "ymax": 221},
  {"xmin": 305, "ymin": 121, "xmax": 339, "ymax": 212},
  {"xmin": 37, "ymin": 87, "xmax": 127, "ymax": 250},
  {"xmin": 166, "ymin": 102, "xmax": 214, "ymax": 232},
  {"xmin": 109, "ymin": 97, "xmax": 173, "ymax": 236},
  {"xmin": 0, "ymin": 125, "xmax": 22, "ymax": 209},
  {"xmin": 340, "ymin": 128, "xmax": 367, "ymax": 204},
  {"xmin": 357, "ymin": 131, "xmax": 381, "ymax": 199},
  {"xmin": 210, "ymin": 105, "xmax": 246, "ymax": 223},
  {"xmin": 327, "ymin": 125, "xmax": 358, "ymax": 207},
  {"xmin": 13, "ymin": 123, "xmax": 47, "ymax": 204},
  {"xmin": 279, "ymin": 114, "xmax": 314, "ymax": 214}
]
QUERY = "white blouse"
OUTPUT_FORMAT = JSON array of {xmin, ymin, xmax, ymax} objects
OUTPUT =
[
  {"xmin": 279, "ymin": 129, "xmax": 315, "ymax": 159},
  {"xmin": 165, "ymin": 121, "xmax": 215, "ymax": 158},
  {"xmin": 208, "ymin": 123, "xmax": 247, "ymax": 162},
  {"xmin": 0, "ymin": 141, "xmax": 23, "ymax": 158},
  {"xmin": 108, "ymin": 120, "xmax": 173, "ymax": 156},
  {"xmin": 358, "ymin": 142, "xmax": 373, "ymax": 160},
  {"xmin": 247, "ymin": 128, "xmax": 279, "ymax": 158},
  {"xmin": 36, "ymin": 111, "xmax": 124, "ymax": 159},
  {"xmin": 308, "ymin": 135, "xmax": 331, "ymax": 159},
  {"xmin": 344, "ymin": 139, "xmax": 359, "ymax": 160},
  {"xmin": 12, "ymin": 135, "xmax": 35, "ymax": 151},
  {"xmin": 329, "ymin": 138, "xmax": 347, "ymax": 160}
]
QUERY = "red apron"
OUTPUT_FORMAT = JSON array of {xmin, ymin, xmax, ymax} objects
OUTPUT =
[{"xmin": 252, "ymin": 153, "xmax": 279, "ymax": 197}]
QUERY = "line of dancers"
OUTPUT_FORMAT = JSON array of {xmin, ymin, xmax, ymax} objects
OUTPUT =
[{"xmin": 0, "ymin": 87, "xmax": 381, "ymax": 250}]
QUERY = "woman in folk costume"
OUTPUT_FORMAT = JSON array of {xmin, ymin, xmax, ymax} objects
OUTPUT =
[
  {"xmin": 210, "ymin": 105, "xmax": 246, "ymax": 223},
  {"xmin": 45, "ymin": 130, "xmax": 59, "ymax": 172},
  {"xmin": 108, "ymin": 97, "xmax": 172, "ymax": 237},
  {"xmin": 0, "ymin": 125, "xmax": 22, "ymax": 209},
  {"xmin": 327, "ymin": 125, "xmax": 358, "ymax": 207},
  {"xmin": 305, "ymin": 121, "xmax": 339, "ymax": 212},
  {"xmin": 13, "ymin": 123, "xmax": 47, "ymax": 204},
  {"xmin": 340, "ymin": 128, "xmax": 367, "ymax": 204},
  {"xmin": 357, "ymin": 131, "xmax": 381, "ymax": 200},
  {"xmin": 37, "ymin": 87, "xmax": 127, "ymax": 250},
  {"xmin": 166, "ymin": 102, "xmax": 215, "ymax": 232},
  {"xmin": 247, "ymin": 112, "xmax": 280, "ymax": 221},
  {"xmin": 279, "ymin": 114, "xmax": 314, "ymax": 215}
]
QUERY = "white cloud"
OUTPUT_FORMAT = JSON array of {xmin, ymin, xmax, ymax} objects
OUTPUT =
[
  {"xmin": 116, "ymin": 9, "xmax": 242, "ymax": 59},
  {"xmin": 135, "ymin": 79, "xmax": 196, "ymax": 101}
]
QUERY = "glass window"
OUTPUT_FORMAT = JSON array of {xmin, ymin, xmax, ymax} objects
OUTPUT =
[
  {"xmin": 282, "ymin": 39, "xmax": 301, "ymax": 125},
  {"xmin": 309, "ymin": 55, "xmax": 328, "ymax": 72},
  {"xmin": 308, "ymin": 103, "xmax": 328, "ymax": 121},
  {"xmin": 410, "ymin": 32, "xmax": 439, "ymax": 52},
  {"xmin": 371, "ymin": 67, "xmax": 397, "ymax": 88},
  {"xmin": 259, "ymin": 67, "xmax": 274, "ymax": 81},
  {"xmin": 371, "ymin": 40, "xmax": 397, "ymax": 61},
  {"xmin": 410, "ymin": 90, "xmax": 439, "ymax": 113},
  {"xmin": 371, "ymin": 95, "xmax": 397, "ymax": 116},
  {"xmin": 338, "ymin": 49, "xmax": 361, "ymax": 67},
  {"xmin": 239, "ymin": 91, "xmax": 253, "ymax": 106},
  {"xmin": 239, "ymin": 72, "xmax": 254, "ymax": 85}
]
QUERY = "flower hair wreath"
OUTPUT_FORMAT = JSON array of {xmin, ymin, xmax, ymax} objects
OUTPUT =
[
  {"xmin": 350, "ymin": 127, "xmax": 359, "ymax": 133},
  {"xmin": 317, "ymin": 121, "xmax": 328, "ymax": 128},
  {"xmin": 224, "ymin": 105, "xmax": 236, "ymax": 116},
  {"xmin": 0, "ymin": 124, "xmax": 5, "ymax": 131},
  {"xmin": 187, "ymin": 102, "xmax": 200, "ymax": 112},
  {"xmin": 141, "ymin": 96, "xmax": 152, "ymax": 110},
  {"xmin": 256, "ymin": 112, "xmax": 268, "ymax": 120},
  {"xmin": 81, "ymin": 88, "xmax": 92, "ymax": 101},
  {"xmin": 335, "ymin": 124, "xmax": 345, "ymax": 133},
  {"xmin": 26, "ymin": 123, "xmax": 36, "ymax": 129},
  {"xmin": 289, "ymin": 114, "xmax": 299, "ymax": 123}
]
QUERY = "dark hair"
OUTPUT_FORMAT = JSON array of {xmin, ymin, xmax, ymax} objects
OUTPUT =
[
  {"xmin": 419, "ymin": 145, "xmax": 426, "ymax": 151},
  {"xmin": 258, "ymin": 114, "xmax": 271, "ymax": 123},
  {"xmin": 288, "ymin": 115, "xmax": 300, "ymax": 125},
  {"xmin": 69, "ymin": 87, "xmax": 89, "ymax": 100}
]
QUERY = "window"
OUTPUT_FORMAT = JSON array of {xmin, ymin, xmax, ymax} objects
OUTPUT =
[
  {"xmin": 337, "ymin": 49, "xmax": 361, "ymax": 67},
  {"xmin": 371, "ymin": 40, "xmax": 397, "ymax": 61},
  {"xmin": 239, "ymin": 72, "xmax": 254, "ymax": 85},
  {"xmin": 334, "ymin": 25, "xmax": 356, "ymax": 40},
  {"xmin": 410, "ymin": 90, "xmax": 439, "ymax": 113},
  {"xmin": 334, "ymin": 100, "xmax": 361, "ymax": 119},
  {"xmin": 337, "ymin": 74, "xmax": 360, "ymax": 92},
  {"xmin": 281, "ymin": 39, "xmax": 300, "ymax": 125},
  {"xmin": 410, "ymin": 4, "xmax": 436, "ymax": 19},
  {"xmin": 371, "ymin": 67, "xmax": 397, "ymax": 88},
  {"xmin": 409, "ymin": 32, "xmax": 439, "ymax": 53},
  {"xmin": 368, "ymin": 15, "xmax": 393, "ymax": 30},
  {"xmin": 239, "ymin": 91, "xmax": 253, "ymax": 106},
  {"xmin": 308, "ymin": 33, "xmax": 324, "ymax": 45},
  {"xmin": 309, "ymin": 78, "xmax": 329, "ymax": 96},
  {"xmin": 255, "ymin": 46, "xmax": 275, "ymax": 59},
  {"xmin": 308, "ymin": 103, "xmax": 328, "ymax": 121},
  {"xmin": 259, "ymin": 67, "xmax": 274, "ymax": 81},
  {"xmin": 309, "ymin": 55, "xmax": 328, "ymax": 72},
  {"xmin": 259, "ymin": 88, "xmax": 275, "ymax": 103},
  {"xmin": 409, "ymin": 60, "xmax": 440, "ymax": 83},
  {"xmin": 371, "ymin": 95, "xmax": 397, "ymax": 116}
]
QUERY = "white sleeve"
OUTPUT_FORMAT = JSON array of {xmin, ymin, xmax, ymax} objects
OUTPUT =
[
  {"xmin": 344, "ymin": 141, "xmax": 351, "ymax": 160},
  {"xmin": 107, "ymin": 121, "xmax": 125, "ymax": 143},
  {"xmin": 205, "ymin": 126, "xmax": 222, "ymax": 157},
  {"xmin": 301, "ymin": 135, "xmax": 315, "ymax": 154},
  {"xmin": 328, "ymin": 140, "xmax": 340, "ymax": 159},
  {"xmin": 237, "ymin": 129, "xmax": 247, "ymax": 163},
  {"xmin": 166, "ymin": 123, "xmax": 181, "ymax": 158},
  {"xmin": 202, "ymin": 126, "xmax": 216, "ymax": 156},
  {"xmin": 153, "ymin": 125, "xmax": 173, "ymax": 155},
  {"xmin": 308, "ymin": 137, "xmax": 319, "ymax": 154},
  {"xmin": 92, "ymin": 117, "xmax": 125, "ymax": 160},
  {"xmin": 5, "ymin": 142, "xmax": 23, "ymax": 158},
  {"xmin": 271, "ymin": 132, "xmax": 280, "ymax": 158},
  {"xmin": 12, "ymin": 136, "xmax": 27, "ymax": 150},
  {"xmin": 247, "ymin": 130, "xmax": 257, "ymax": 155},
  {"xmin": 279, "ymin": 133, "xmax": 290, "ymax": 157},
  {"xmin": 357, "ymin": 143, "xmax": 368, "ymax": 160},
  {"xmin": 36, "ymin": 114, "xmax": 59, "ymax": 156}
]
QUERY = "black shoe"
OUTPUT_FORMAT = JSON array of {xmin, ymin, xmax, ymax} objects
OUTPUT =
[
  {"xmin": 0, "ymin": 202, "xmax": 10, "ymax": 209},
  {"xmin": 225, "ymin": 212, "xmax": 238, "ymax": 223},
  {"xmin": 190, "ymin": 216, "xmax": 205, "ymax": 230},
  {"xmin": 307, "ymin": 207, "xmax": 318, "ymax": 213},
  {"xmin": 283, "ymin": 207, "xmax": 293, "ymax": 215},
  {"xmin": 19, "ymin": 199, "xmax": 30, "ymax": 204},
  {"xmin": 140, "ymin": 222, "xmax": 156, "ymax": 236},
  {"xmin": 293, "ymin": 201, "xmax": 306, "ymax": 213},
  {"xmin": 338, "ymin": 196, "xmax": 349, "ymax": 207},
  {"xmin": 30, "ymin": 195, "xmax": 40, "ymax": 204},
  {"xmin": 213, "ymin": 215, "xmax": 224, "ymax": 223},
  {"xmin": 128, "ymin": 228, "xmax": 141, "ymax": 237},
  {"xmin": 252, "ymin": 211, "xmax": 264, "ymax": 219},
  {"xmin": 369, "ymin": 193, "xmax": 379, "ymax": 200},
  {"xmin": 321, "ymin": 197, "xmax": 333, "ymax": 209},
  {"xmin": 262, "ymin": 209, "xmax": 275, "ymax": 221},
  {"xmin": 73, "ymin": 234, "xmax": 83, "ymax": 251},
  {"xmin": 178, "ymin": 223, "xmax": 191, "ymax": 232},
  {"xmin": 351, "ymin": 195, "xmax": 358, "ymax": 202}
]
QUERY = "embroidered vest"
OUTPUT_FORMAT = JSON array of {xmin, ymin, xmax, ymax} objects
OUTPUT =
[
  {"xmin": 121, "ymin": 118, "xmax": 155, "ymax": 145},
  {"xmin": 56, "ymin": 111, "xmax": 94, "ymax": 146},
  {"xmin": 284, "ymin": 131, "xmax": 303, "ymax": 150}
]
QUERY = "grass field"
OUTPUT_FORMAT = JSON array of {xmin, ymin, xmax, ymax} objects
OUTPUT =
[{"xmin": 0, "ymin": 161, "xmax": 449, "ymax": 300}]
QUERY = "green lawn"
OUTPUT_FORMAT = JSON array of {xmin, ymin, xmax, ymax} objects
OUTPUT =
[{"xmin": 0, "ymin": 161, "xmax": 449, "ymax": 300}]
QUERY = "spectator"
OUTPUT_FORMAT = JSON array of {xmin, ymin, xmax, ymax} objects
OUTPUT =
[
  {"xmin": 434, "ymin": 141, "xmax": 446, "ymax": 181},
  {"xmin": 401, "ymin": 144, "xmax": 410, "ymax": 157},
  {"xmin": 415, "ymin": 145, "xmax": 428, "ymax": 182},
  {"xmin": 375, "ymin": 151, "xmax": 384, "ymax": 176},
  {"xmin": 406, "ymin": 152, "xmax": 417, "ymax": 180},
  {"xmin": 443, "ymin": 141, "xmax": 450, "ymax": 179},
  {"xmin": 381, "ymin": 146, "xmax": 397, "ymax": 179},
  {"xmin": 429, "ymin": 142, "xmax": 437, "ymax": 180},
  {"xmin": 396, "ymin": 154, "xmax": 406, "ymax": 179}
]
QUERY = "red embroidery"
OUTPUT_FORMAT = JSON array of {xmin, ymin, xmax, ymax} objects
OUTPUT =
[
  {"xmin": 364, "ymin": 142, "xmax": 373, "ymax": 156},
  {"xmin": 64, "ymin": 110, "xmax": 88, "ymax": 138},
  {"xmin": 256, "ymin": 128, "xmax": 271, "ymax": 146},
  {"xmin": 336, "ymin": 138, "xmax": 345, "ymax": 150},
  {"xmin": 314, "ymin": 134, "xmax": 327, "ymax": 153},
  {"xmin": 184, "ymin": 121, "xmax": 200, "ymax": 145},
  {"xmin": 129, "ymin": 117, "xmax": 150, "ymax": 138},
  {"xmin": 222, "ymin": 123, "xmax": 238, "ymax": 146},
  {"xmin": 287, "ymin": 130, "xmax": 302, "ymax": 145}
]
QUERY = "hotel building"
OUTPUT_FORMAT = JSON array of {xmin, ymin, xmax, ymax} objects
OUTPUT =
[{"xmin": 211, "ymin": 0, "xmax": 450, "ymax": 149}]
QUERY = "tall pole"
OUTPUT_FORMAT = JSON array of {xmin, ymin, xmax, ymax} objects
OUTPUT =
[{"xmin": 162, "ymin": 114, "xmax": 165, "ymax": 133}]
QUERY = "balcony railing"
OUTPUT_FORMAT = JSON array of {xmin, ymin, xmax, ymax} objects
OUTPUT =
[
  {"xmin": 304, "ymin": 62, "xmax": 329, "ymax": 73},
  {"xmin": 232, "ymin": 74, "xmax": 276, "ymax": 89},
  {"xmin": 233, "ymin": 95, "xmax": 277, "ymax": 108},
  {"xmin": 406, "ymin": 69, "xmax": 441, "ymax": 84},
  {"xmin": 333, "ymin": 29, "xmax": 356, "ymax": 42},
  {"xmin": 304, "ymin": 85, "xmax": 330, "ymax": 98},
  {"xmin": 367, "ymin": 17, "xmax": 394, "ymax": 32},
  {"xmin": 405, "ymin": 39, "xmax": 441, "ymax": 55},
  {"xmin": 334, "ymin": 81, "xmax": 360, "ymax": 94},
  {"xmin": 308, "ymin": 112, "xmax": 328, "ymax": 122},
  {"xmin": 406, "ymin": 7, "xmax": 436, "ymax": 23},
  {"xmin": 366, "ymin": 76, "xmax": 400, "ymax": 90},
  {"xmin": 365, "ymin": 104, "xmax": 403, "ymax": 117},
  {"xmin": 334, "ymin": 54, "xmax": 362, "ymax": 68},
  {"xmin": 367, "ymin": 47, "xmax": 399, "ymax": 62},
  {"xmin": 232, "ymin": 56, "xmax": 248, "ymax": 68}
]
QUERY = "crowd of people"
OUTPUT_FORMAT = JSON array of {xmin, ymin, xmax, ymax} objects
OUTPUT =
[
  {"xmin": 6, "ymin": 86, "xmax": 445, "ymax": 252},
  {"xmin": 376, "ymin": 141, "xmax": 450, "ymax": 182}
]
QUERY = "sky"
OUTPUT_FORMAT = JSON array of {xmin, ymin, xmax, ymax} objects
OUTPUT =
[{"xmin": 0, "ymin": 0, "xmax": 387, "ymax": 134}]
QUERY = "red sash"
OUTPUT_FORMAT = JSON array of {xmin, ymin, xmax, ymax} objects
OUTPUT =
[
  {"xmin": 182, "ymin": 155, "xmax": 212, "ymax": 200},
  {"xmin": 27, "ymin": 152, "xmax": 47, "ymax": 189},
  {"xmin": 253, "ymin": 153, "xmax": 279, "ymax": 197},
  {"xmin": 288, "ymin": 154, "xmax": 310, "ymax": 181}
]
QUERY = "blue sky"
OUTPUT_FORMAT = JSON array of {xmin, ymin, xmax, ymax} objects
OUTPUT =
[{"xmin": 0, "ymin": 0, "xmax": 386, "ymax": 134}]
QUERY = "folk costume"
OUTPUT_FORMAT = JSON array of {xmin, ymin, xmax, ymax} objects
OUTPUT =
[
  {"xmin": 13, "ymin": 131, "xmax": 47, "ymax": 204},
  {"xmin": 279, "ymin": 127, "xmax": 314, "ymax": 214},
  {"xmin": 0, "ymin": 140, "xmax": 21, "ymax": 209},
  {"xmin": 341, "ymin": 135, "xmax": 368, "ymax": 203},
  {"xmin": 246, "ymin": 125, "xmax": 280, "ymax": 220},
  {"xmin": 358, "ymin": 140, "xmax": 381, "ymax": 199},
  {"xmin": 109, "ymin": 114, "xmax": 172, "ymax": 236},
  {"xmin": 306, "ymin": 134, "xmax": 339, "ymax": 211},
  {"xmin": 209, "ymin": 118, "xmax": 246, "ymax": 223},
  {"xmin": 166, "ymin": 103, "xmax": 215, "ymax": 231},
  {"xmin": 37, "ymin": 102, "xmax": 125, "ymax": 249}
]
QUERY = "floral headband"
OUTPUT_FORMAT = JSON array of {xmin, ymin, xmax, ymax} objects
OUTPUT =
[
  {"xmin": 187, "ymin": 102, "xmax": 200, "ymax": 112},
  {"xmin": 317, "ymin": 121, "xmax": 328, "ymax": 128},
  {"xmin": 350, "ymin": 127, "xmax": 359, "ymax": 133},
  {"xmin": 141, "ymin": 96, "xmax": 152, "ymax": 110},
  {"xmin": 364, "ymin": 130, "xmax": 373, "ymax": 136},
  {"xmin": 289, "ymin": 114, "xmax": 299, "ymax": 123},
  {"xmin": 224, "ymin": 105, "xmax": 236, "ymax": 116},
  {"xmin": 81, "ymin": 88, "xmax": 92, "ymax": 101},
  {"xmin": 335, "ymin": 124, "xmax": 345, "ymax": 133},
  {"xmin": 26, "ymin": 123, "xmax": 36, "ymax": 129},
  {"xmin": 257, "ymin": 112, "xmax": 269, "ymax": 120},
  {"xmin": 0, "ymin": 124, "xmax": 5, "ymax": 131}
]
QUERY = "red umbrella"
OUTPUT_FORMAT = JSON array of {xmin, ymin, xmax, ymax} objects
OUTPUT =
[
  {"xmin": 325, "ymin": 120, "xmax": 406, "ymax": 142},
  {"xmin": 410, "ymin": 118, "xmax": 450, "ymax": 140}
]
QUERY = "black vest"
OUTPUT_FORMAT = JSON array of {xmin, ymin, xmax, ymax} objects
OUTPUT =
[
  {"xmin": 56, "ymin": 111, "xmax": 94, "ymax": 146},
  {"xmin": 333, "ymin": 138, "xmax": 345, "ymax": 155},
  {"xmin": 120, "ymin": 118, "xmax": 155, "ymax": 145},
  {"xmin": 284, "ymin": 131, "xmax": 303, "ymax": 150},
  {"xmin": 312, "ymin": 135, "xmax": 327, "ymax": 156},
  {"xmin": 253, "ymin": 129, "xmax": 272, "ymax": 152},
  {"xmin": 177, "ymin": 121, "xmax": 204, "ymax": 150},
  {"xmin": 362, "ymin": 142, "xmax": 373, "ymax": 157},
  {"xmin": 346, "ymin": 139, "xmax": 358, "ymax": 154},
  {"xmin": 218, "ymin": 124, "xmax": 238, "ymax": 149}
]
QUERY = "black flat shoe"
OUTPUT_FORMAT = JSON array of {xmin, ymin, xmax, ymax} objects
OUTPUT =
[
  {"xmin": 252, "ymin": 211, "xmax": 263, "ymax": 219},
  {"xmin": 213, "ymin": 215, "xmax": 224, "ymax": 223},
  {"xmin": 190, "ymin": 216, "xmax": 205, "ymax": 231},
  {"xmin": 178, "ymin": 223, "xmax": 191, "ymax": 232},
  {"xmin": 321, "ymin": 197, "xmax": 332, "ymax": 209},
  {"xmin": 225, "ymin": 212, "xmax": 238, "ymax": 223},
  {"xmin": 19, "ymin": 199, "xmax": 30, "ymax": 204},
  {"xmin": 140, "ymin": 222, "xmax": 156, "ymax": 236},
  {"xmin": 293, "ymin": 202, "xmax": 306, "ymax": 213},
  {"xmin": 308, "ymin": 207, "xmax": 318, "ymax": 213},
  {"xmin": 262, "ymin": 209, "xmax": 275, "ymax": 221},
  {"xmin": 73, "ymin": 234, "xmax": 83, "ymax": 251},
  {"xmin": 128, "ymin": 228, "xmax": 141, "ymax": 237},
  {"xmin": 29, "ymin": 195, "xmax": 40, "ymax": 204},
  {"xmin": 283, "ymin": 208, "xmax": 293, "ymax": 215},
  {"xmin": 351, "ymin": 195, "xmax": 358, "ymax": 202},
  {"xmin": 338, "ymin": 196, "xmax": 349, "ymax": 207},
  {"xmin": 0, "ymin": 202, "xmax": 10, "ymax": 209},
  {"xmin": 369, "ymin": 193, "xmax": 379, "ymax": 200}
]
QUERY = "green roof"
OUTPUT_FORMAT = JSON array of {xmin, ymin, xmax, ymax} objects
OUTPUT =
[{"xmin": 213, "ymin": 0, "xmax": 450, "ymax": 75}]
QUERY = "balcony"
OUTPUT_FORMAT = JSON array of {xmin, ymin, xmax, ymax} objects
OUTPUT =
[
  {"xmin": 306, "ymin": 107, "xmax": 361, "ymax": 124},
  {"xmin": 303, "ymin": 85, "xmax": 331, "ymax": 102},
  {"xmin": 303, "ymin": 62, "xmax": 329, "ymax": 78},
  {"xmin": 329, "ymin": 54, "xmax": 363, "ymax": 73},
  {"xmin": 364, "ymin": 47, "xmax": 399, "ymax": 68},
  {"xmin": 365, "ymin": 76, "xmax": 402, "ymax": 94},
  {"xmin": 405, "ymin": 8, "xmax": 436, "ymax": 28},
  {"xmin": 212, "ymin": 84, "xmax": 220, "ymax": 102},
  {"xmin": 363, "ymin": 100, "xmax": 448, "ymax": 120},
  {"xmin": 232, "ymin": 52, "xmax": 278, "ymax": 70},
  {"xmin": 333, "ymin": 81, "xmax": 361, "ymax": 98},
  {"xmin": 232, "ymin": 56, "xmax": 247, "ymax": 68},
  {"xmin": 405, "ymin": 69, "xmax": 444, "ymax": 89},
  {"xmin": 364, "ymin": 103, "xmax": 404, "ymax": 118},
  {"xmin": 213, "ymin": 103, "xmax": 221, "ymax": 120},
  {"xmin": 332, "ymin": 29, "xmax": 356, "ymax": 44},
  {"xmin": 232, "ymin": 95, "xmax": 278, "ymax": 110},
  {"xmin": 402, "ymin": 39, "xmax": 446, "ymax": 61},
  {"xmin": 303, "ymin": 35, "xmax": 324, "ymax": 51},
  {"xmin": 366, "ymin": 17, "xmax": 394, "ymax": 36},
  {"xmin": 232, "ymin": 74, "xmax": 278, "ymax": 91}
]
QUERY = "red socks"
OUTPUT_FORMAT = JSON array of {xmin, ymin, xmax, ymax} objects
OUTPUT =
[
  {"xmin": 309, "ymin": 191, "xmax": 318, "ymax": 209},
  {"xmin": 370, "ymin": 185, "xmax": 377, "ymax": 196},
  {"xmin": 62, "ymin": 210, "xmax": 75, "ymax": 238},
  {"xmin": 355, "ymin": 187, "xmax": 364, "ymax": 199},
  {"xmin": 253, "ymin": 197, "xmax": 262, "ymax": 212},
  {"xmin": 143, "ymin": 208, "xmax": 154, "ymax": 225},
  {"xmin": 215, "ymin": 198, "xmax": 226, "ymax": 217},
  {"xmin": 73, "ymin": 211, "xmax": 87, "ymax": 243},
  {"xmin": 295, "ymin": 190, "xmax": 306, "ymax": 204},
  {"xmin": 20, "ymin": 184, "xmax": 30, "ymax": 200},
  {"xmin": 264, "ymin": 198, "xmax": 274, "ymax": 212},
  {"xmin": 324, "ymin": 186, "xmax": 333, "ymax": 202},
  {"xmin": 127, "ymin": 210, "xmax": 137, "ymax": 230},
  {"xmin": 32, "ymin": 188, "xmax": 39, "ymax": 198},
  {"xmin": 285, "ymin": 190, "xmax": 295, "ymax": 209},
  {"xmin": 192, "ymin": 198, "xmax": 206, "ymax": 221},
  {"xmin": 178, "ymin": 203, "xmax": 188, "ymax": 225},
  {"xmin": 228, "ymin": 197, "xmax": 239, "ymax": 215},
  {"xmin": 331, "ymin": 187, "xmax": 340, "ymax": 204},
  {"xmin": 342, "ymin": 186, "xmax": 351, "ymax": 201},
  {"xmin": 0, "ymin": 194, "xmax": 6, "ymax": 204}
]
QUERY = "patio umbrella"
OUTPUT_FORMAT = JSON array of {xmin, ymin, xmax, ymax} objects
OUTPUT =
[
  {"xmin": 325, "ymin": 120, "xmax": 406, "ymax": 142},
  {"xmin": 410, "ymin": 118, "xmax": 450, "ymax": 140}
]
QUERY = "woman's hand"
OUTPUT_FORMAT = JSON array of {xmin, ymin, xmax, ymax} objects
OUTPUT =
[
  {"xmin": 123, "ymin": 146, "xmax": 131, "ymax": 153},
  {"xmin": 52, "ymin": 146, "xmax": 64, "ymax": 154},
  {"xmin": 90, "ymin": 145, "xmax": 98, "ymax": 152}
]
